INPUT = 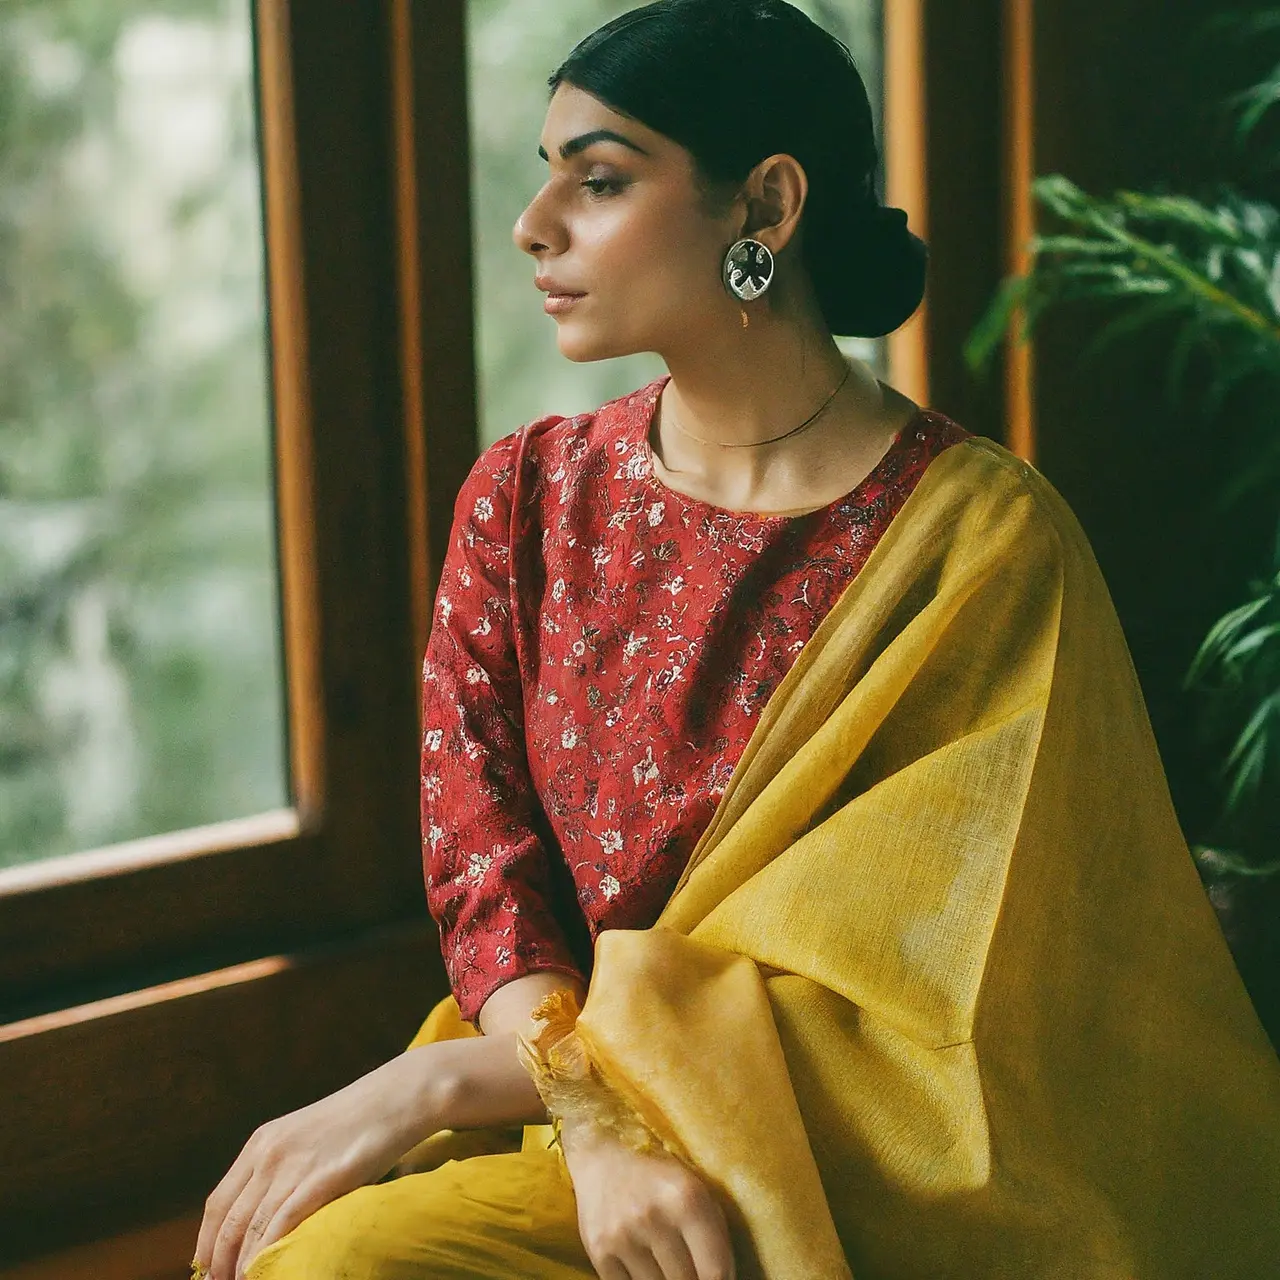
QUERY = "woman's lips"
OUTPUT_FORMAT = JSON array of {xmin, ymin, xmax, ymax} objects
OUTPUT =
[{"xmin": 544, "ymin": 292, "xmax": 586, "ymax": 315}]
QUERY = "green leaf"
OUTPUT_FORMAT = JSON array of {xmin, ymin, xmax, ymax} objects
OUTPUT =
[
  {"xmin": 963, "ymin": 274, "xmax": 1032, "ymax": 376},
  {"xmin": 1221, "ymin": 620, "xmax": 1280, "ymax": 667}
]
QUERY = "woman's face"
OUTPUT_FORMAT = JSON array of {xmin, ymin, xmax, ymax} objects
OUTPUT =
[{"xmin": 513, "ymin": 83, "xmax": 740, "ymax": 362}]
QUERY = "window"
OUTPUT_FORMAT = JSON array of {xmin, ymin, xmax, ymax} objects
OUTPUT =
[
  {"xmin": 0, "ymin": 0, "xmax": 286, "ymax": 872},
  {"xmin": 0, "ymin": 1, "xmax": 454, "ymax": 1263}
]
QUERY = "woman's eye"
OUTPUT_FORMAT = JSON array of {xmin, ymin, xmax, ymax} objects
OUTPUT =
[{"xmin": 581, "ymin": 176, "xmax": 621, "ymax": 197}]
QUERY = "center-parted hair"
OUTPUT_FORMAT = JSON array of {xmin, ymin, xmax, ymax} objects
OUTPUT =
[{"xmin": 548, "ymin": 0, "xmax": 927, "ymax": 339}]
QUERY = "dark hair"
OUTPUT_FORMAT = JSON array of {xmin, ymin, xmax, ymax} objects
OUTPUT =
[{"xmin": 548, "ymin": 0, "xmax": 926, "ymax": 338}]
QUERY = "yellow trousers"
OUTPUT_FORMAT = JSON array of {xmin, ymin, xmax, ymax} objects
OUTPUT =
[{"xmin": 246, "ymin": 995, "xmax": 596, "ymax": 1279}]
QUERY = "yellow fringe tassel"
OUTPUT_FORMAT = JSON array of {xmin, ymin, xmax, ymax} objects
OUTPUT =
[{"xmin": 516, "ymin": 989, "xmax": 681, "ymax": 1161}]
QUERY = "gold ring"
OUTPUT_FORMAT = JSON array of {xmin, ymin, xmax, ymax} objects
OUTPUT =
[{"xmin": 190, "ymin": 1260, "xmax": 210, "ymax": 1280}]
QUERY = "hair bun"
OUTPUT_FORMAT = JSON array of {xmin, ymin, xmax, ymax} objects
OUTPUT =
[{"xmin": 813, "ymin": 202, "xmax": 926, "ymax": 339}]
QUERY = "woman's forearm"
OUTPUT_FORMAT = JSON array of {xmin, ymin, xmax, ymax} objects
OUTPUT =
[
  {"xmin": 414, "ymin": 1031, "xmax": 550, "ymax": 1128},
  {"xmin": 414, "ymin": 971, "xmax": 589, "ymax": 1132}
]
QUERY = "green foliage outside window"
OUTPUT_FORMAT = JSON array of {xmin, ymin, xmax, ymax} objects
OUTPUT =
[{"xmin": 0, "ymin": 0, "xmax": 285, "ymax": 868}]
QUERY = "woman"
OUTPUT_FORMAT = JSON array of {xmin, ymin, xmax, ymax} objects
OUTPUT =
[{"xmin": 194, "ymin": 2, "xmax": 1280, "ymax": 1278}]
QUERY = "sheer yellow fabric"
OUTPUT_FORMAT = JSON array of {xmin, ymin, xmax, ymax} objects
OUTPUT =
[{"xmin": 251, "ymin": 436, "xmax": 1280, "ymax": 1279}]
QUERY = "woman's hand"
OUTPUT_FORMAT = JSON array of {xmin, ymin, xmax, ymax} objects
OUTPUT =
[
  {"xmin": 193, "ymin": 1051, "xmax": 442, "ymax": 1280},
  {"xmin": 560, "ymin": 1121, "xmax": 737, "ymax": 1280}
]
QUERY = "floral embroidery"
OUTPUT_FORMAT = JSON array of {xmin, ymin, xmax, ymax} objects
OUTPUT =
[{"xmin": 421, "ymin": 372, "xmax": 971, "ymax": 1021}]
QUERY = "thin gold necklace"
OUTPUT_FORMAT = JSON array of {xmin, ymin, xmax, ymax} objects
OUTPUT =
[{"xmin": 665, "ymin": 362, "xmax": 852, "ymax": 449}]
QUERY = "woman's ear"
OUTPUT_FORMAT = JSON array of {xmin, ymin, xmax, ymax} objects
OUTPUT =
[{"xmin": 741, "ymin": 152, "xmax": 808, "ymax": 254}]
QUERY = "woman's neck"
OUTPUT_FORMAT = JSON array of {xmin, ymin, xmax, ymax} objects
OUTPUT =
[{"xmin": 650, "ymin": 321, "xmax": 901, "ymax": 512}]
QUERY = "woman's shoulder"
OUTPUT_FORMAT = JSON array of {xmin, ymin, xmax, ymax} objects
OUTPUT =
[
  {"xmin": 911, "ymin": 424, "xmax": 1099, "ymax": 573},
  {"xmin": 459, "ymin": 375, "xmax": 664, "ymax": 513}
]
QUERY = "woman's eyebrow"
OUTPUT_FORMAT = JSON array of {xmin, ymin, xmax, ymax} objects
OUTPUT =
[{"xmin": 537, "ymin": 129, "xmax": 650, "ymax": 162}]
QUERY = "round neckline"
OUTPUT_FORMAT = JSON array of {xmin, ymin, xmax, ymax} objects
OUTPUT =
[{"xmin": 632, "ymin": 372, "xmax": 928, "ymax": 524}]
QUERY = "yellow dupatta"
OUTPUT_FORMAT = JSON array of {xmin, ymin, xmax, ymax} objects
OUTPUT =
[{"xmin": 511, "ymin": 435, "xmax": 1280, "ymax": 1279}]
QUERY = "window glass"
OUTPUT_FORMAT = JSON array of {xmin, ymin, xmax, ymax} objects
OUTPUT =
[
  {"xmin": 0, "ymin": 0, "xmax": 285, "ymax": 868},
  {"xmin": 467, "ymin": 0, "xmax": 886, "ymax": 448}
]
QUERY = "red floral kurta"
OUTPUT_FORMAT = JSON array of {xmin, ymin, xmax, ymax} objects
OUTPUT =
[{"xmin": 421, "ymin": 372, "xmax": 972, "ymax": 1023}]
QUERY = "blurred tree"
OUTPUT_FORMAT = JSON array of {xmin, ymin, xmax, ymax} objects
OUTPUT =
[{"xmin": 0, "ymin": 0, "xmax": 285, "ymax": 867}]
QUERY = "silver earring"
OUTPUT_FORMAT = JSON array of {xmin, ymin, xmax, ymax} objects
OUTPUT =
[{"xmin": 722, "ymin": 237, "xmax": 775, "ymax": 302}]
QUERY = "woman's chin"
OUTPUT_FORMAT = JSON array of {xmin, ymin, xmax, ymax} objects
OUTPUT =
[{"xmin": 554, "ymin": 324, "xmax": 627, "ymax": 363}]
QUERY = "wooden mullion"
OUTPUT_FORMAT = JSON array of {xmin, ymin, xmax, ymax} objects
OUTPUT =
[{"xmin": 391, "ymin": 0, "xmax": 481, "ymax": 674}]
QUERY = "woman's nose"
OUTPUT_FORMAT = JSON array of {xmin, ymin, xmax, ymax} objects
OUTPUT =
[{"xmin": 512, "ymin": 186, "xmax": 565, "ymax": 257}]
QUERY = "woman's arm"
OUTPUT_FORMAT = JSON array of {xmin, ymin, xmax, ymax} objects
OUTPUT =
[
  {"xmin": 194, "ymin": 972, "xmax": 589, "ymax": 1278},
  {"xmin": 424, "ymin": 971, "xmax": 590, "ymax": 1130}
]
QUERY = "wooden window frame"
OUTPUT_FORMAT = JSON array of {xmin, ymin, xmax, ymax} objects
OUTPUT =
[{"xmin": 0, "ymin": 0, "xmax": 476, "ymax": 1264}]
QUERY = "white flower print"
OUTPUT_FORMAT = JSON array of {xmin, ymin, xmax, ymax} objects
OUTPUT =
[
  {"xmin": 465, "ymin": 666, "xmax": 490, "ymax": 685},
  {"xmin": 459, "ymin": 568, "xmax": 473, "ymax": 588},
  {"xmin": 473, "ymin": 495, "xmax": 494, "ymax": 523},
  {"xmin": 552, "ymin": 577, "xmax": 566, "ymax": 603},
  {"xmin": 623, "ymin": 632, "xmax": 649, "ymax": 660},
  {"xmin": 495, "ymin": 946, "xmax": 513, "ymax": 966},
  {"xmin": 438, "ymin": 596, "xmax": 452, "ymax": 624},
  {"xmin": 662, "ymin": 574, "xmax": 685, "ymax": 597},
  {"xmin": 647, "ymin": 501, "xmax": 665, "ymax": 526},
  {"xmin": 562, "ymin": 726, "xmax": 578, "ymax": 749},
  {"xmin": 463, "ymin": 850, "xmax": 493, "ymax": 884},
  {"xmin": 633, "ymin": 746, "xmax": 659, "ymax": 786},
  {"xmin": 600, "ymin": 873, "xmax": 621, "ymax": 900},
  {"xmin": 424, "ymin": 727, "xmax": 443, "ymax": 752},
  {"xmin": 470, "ymin": 615, "xmax": 492, "ymax": 637}
]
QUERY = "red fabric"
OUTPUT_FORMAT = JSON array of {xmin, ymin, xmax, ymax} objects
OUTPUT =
[{"xmin": 421, "ymin": 373, "xmax": 973, "ymax": 1023}]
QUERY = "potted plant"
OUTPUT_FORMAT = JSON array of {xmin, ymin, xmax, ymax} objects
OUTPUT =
[{"xmin": 967, "ymin": 11, "xmax": 1280, "ymax": 1043}]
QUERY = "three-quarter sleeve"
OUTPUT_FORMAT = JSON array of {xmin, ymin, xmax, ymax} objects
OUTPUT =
[{"xmin": 420, "ymin": 432, "xmax": 589, "ymax": 1025}]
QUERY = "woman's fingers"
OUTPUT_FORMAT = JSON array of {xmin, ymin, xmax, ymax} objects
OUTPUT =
[
  {"xmin": 611, "ymin": 1248, "xmax": 665, "ymax": 1280},
  {"xmin": 644, "ymin": 1230, "xmax": 701, "ymax": 1280},
  {"xmin": 193, "ymin": 1156, "xmax": 255, "ymax": 1277},
  {"xmin": 680, "ymin": 1196, "xmax": 736, "ymax": 1280},
  {"xmin": 233, "ymin": 1183, "xmax": 300, "ymax": 1280},
  {"xmin": 211, "ymin": 1171, "xmax": 272, "ymax": 1280},
  {"xmin": 236, "ymin": 1176, "xmax": 337, "ymax": 1278}
]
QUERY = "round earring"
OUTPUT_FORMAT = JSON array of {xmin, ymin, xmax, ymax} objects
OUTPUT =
[{"xmin": 722, "ymin": 237, "xmax": 775, "ymax": 302}]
